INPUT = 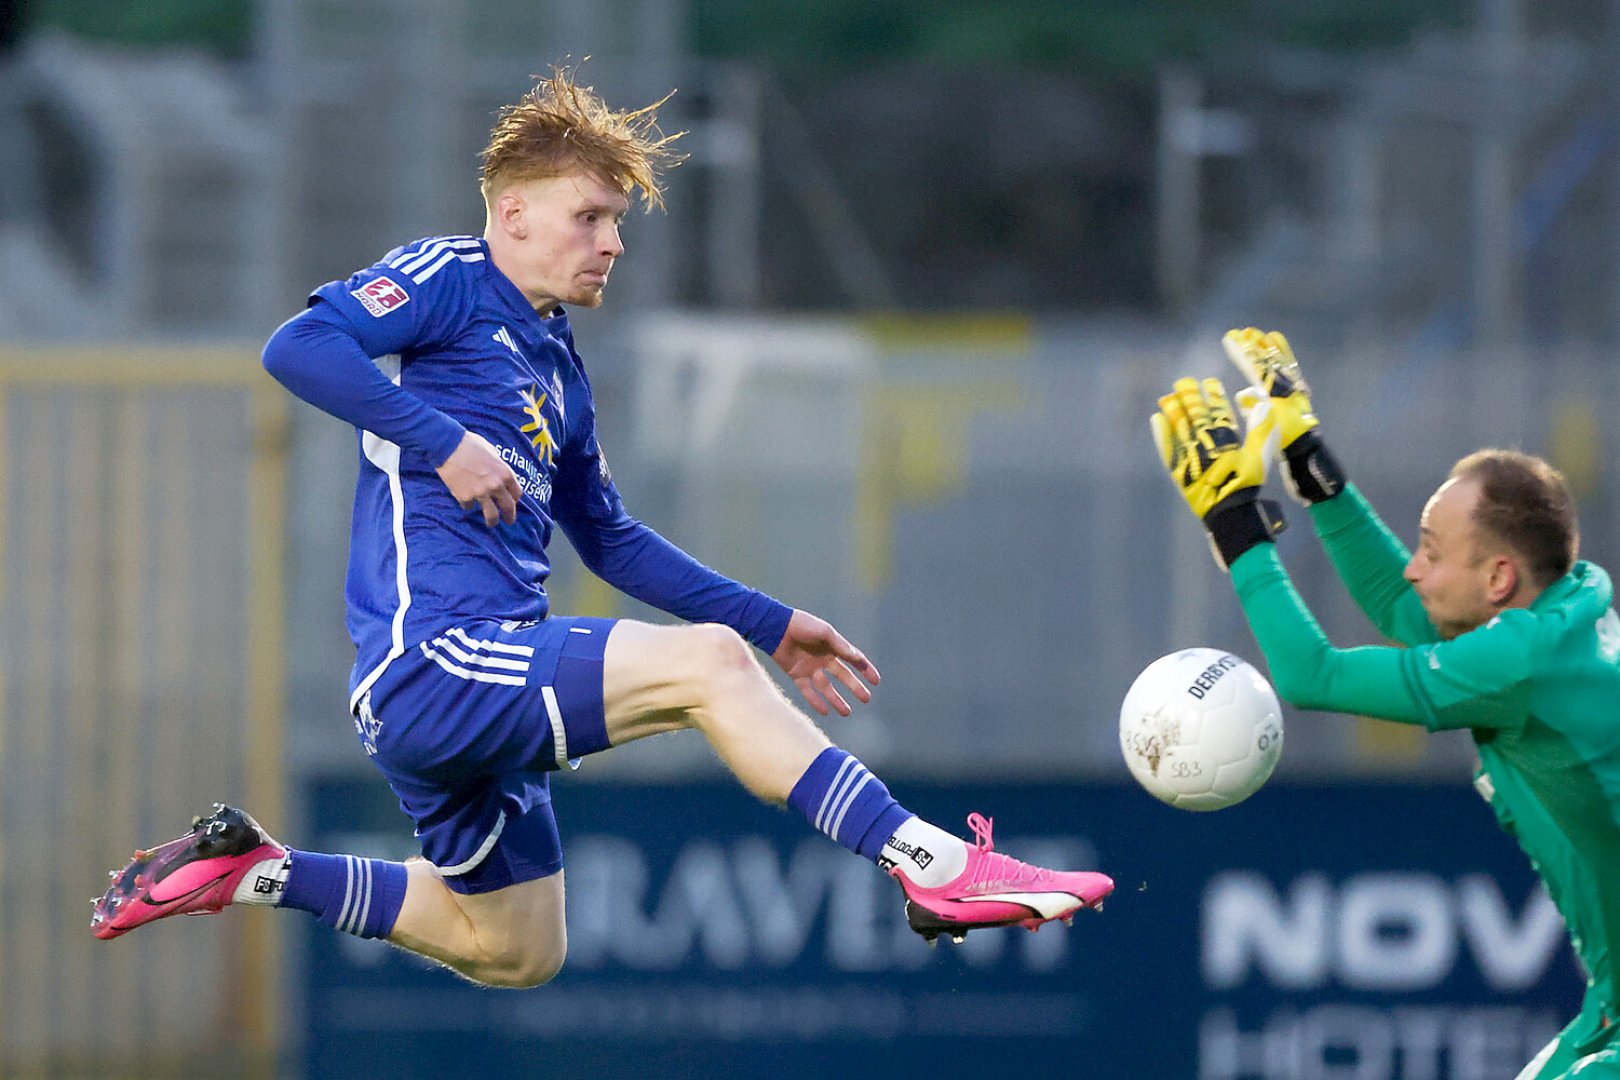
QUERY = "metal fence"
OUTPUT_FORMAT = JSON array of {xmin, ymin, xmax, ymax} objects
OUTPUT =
[
  {"xmin": 0, "ymin": 325, "xmax": 1608, "ymax": 1071},
  {"xmin": 276, "ymin": 316, "xmax": 1620, "ymax": 787},
  {"xmin": 0, "ymin": 348, "xmax": 286, "ymax": 1078}
]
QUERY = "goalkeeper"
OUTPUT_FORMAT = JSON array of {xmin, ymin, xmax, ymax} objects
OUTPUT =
[{"xmin": 1153, "ymin": 329, "xmax": 1620, "ymax": 1080}]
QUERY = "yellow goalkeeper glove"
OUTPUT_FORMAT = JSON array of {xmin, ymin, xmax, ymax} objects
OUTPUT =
[
  {"xmin": 1151, "ymin": 376, "xmax": 1285, "ymax": 570},
  {"xmin": 1221, "ymin": 327, "xmax": 1346, "ymax": 505}
]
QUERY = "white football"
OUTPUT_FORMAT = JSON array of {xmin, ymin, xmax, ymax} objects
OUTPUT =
[{"xmin": 1119, "ymin": 647, "xmax": 1283, "ymax": 811}]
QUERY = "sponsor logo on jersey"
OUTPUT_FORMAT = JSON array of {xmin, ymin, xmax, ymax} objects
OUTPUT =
[
  {"xmin": 351, "ymin": 276, "xmax": 410, "ymax": 317},
  {"xmin": 520, "ymin": 384, "xmax": 557, "ymax": 467}
]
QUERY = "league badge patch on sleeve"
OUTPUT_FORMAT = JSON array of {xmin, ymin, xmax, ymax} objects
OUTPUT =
[{"xmin": 351, "ymin": 276, "xmax": 411, "ymax": 317}]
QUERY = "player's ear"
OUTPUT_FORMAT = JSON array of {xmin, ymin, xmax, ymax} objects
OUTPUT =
[
  {"xmin": 496, "ymin": 191, "xmax": 527, "ymax": 240},
  {"xmin": 1484, "ymin": 553, "xmax": 1521, "ymax": 606}
]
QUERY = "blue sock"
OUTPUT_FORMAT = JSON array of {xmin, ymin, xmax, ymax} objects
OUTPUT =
[
  {"xmin": 788, "ymin": 748, "xmax": 913, "ymax": 862},
  {"xmin": 280, "ymin": 850, "xmax": 409, "ymax": 940}
]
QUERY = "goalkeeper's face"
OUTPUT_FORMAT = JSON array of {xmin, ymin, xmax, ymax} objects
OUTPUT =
[{"xmin": 1403, "ymin": 477, "xmax": 1516, "ymax": 639}]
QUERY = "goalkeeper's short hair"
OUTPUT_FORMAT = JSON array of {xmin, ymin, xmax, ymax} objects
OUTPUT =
[{"xmin": 1451, "ymin": 449, "xmax": 1577, "ymax": 588}]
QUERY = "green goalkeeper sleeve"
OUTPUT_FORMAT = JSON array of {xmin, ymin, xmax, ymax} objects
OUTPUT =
[
  {"xmin": 1229, "ymin": 544, "xmax": 1556, "ymax": 731},
  {"xmin": 1307, "ymin": 483, "xmax": 1440, "ymax": 647}
]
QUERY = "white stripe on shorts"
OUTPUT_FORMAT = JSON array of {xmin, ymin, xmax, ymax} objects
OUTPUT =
[
  {"xmin": 447, "ymin": 625, "xmax": 536, "ymax": 657},
  {"xmin": 541, "ymin": 685, "xmax": 569, "ymax": 767},
  {"xmin": 419, "ymin": 641, "xmax": 527, "ymax": 686},
  {"xmin": 436, "ymin": 811, "xmax": 507, "ymax": 877},
  {"xmin": 431, "ymin": 634, "xmax": 531, "ymax": 672}
]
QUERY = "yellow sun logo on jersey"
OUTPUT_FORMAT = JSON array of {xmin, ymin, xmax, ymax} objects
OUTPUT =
[{"xmin": 519, "ymin": 384, "xmax": 556, "ymax": 467}]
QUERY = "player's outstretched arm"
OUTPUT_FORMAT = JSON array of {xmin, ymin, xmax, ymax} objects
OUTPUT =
[
  {"xmin": 770, "ymin": 609, "xmax": 881, "ymax": 718},
  {"xmin": 1223, "ymin": 327, "xmax": 1435, "ymax": 645},
  {"xmin": 1231, "ymin": 544, "xmax": 1534, "ymax": 731}
]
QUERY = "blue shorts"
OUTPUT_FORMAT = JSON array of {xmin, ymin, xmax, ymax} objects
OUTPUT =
[{"xmin": 355, "ymin": 615, "xmax": 617, "ymax": 895}]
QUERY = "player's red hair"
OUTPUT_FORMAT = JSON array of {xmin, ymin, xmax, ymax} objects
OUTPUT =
[{"xmin": 480, "ymin": 64, "xmax": 684, "ymax": 210}]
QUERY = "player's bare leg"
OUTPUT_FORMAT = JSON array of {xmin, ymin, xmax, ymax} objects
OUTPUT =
[
  {"xmin": 600, "ymin": 620, "xmax": 1114, "ymax": 943},
  {"xmin": 95, "ymin": 809, "xmax": 569, "ymax": 988},
  {"xmin": 387, "ymin": 862, "xmax": 567, "ymax": 988},
  {"xmin": 603, "ymin": 620, "xmax": 830, "ymax": 800}
]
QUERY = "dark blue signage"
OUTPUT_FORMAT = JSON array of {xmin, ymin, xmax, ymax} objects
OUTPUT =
[{"xmin": 302, "ymin": 780, "xmax": 1581, "ymax": 1079}]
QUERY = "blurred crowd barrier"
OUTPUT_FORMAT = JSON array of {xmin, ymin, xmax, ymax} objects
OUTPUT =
[
  {"xmin": 0, "ymin": 325, "xmax": 1611, "ymax": 1071},
  {"xmin": 557, "ymin": 314, "xmax": 1620, "ymax": 783},
  {"xmin": 269, "ymin": 313, "xmax": 1620, "ymax": 784},
  {"xmin": 0, "ymin": 347, "xmax": 283, "ymax": 1077}
]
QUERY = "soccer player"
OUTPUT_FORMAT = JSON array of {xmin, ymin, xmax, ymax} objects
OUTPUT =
[
  {"xmin": 1152, "ymin": 328, "xmax": 1620, "ymax": 1080},
  {"xmin": 90, "ymin": 68, "xmax": 1112, "ymax": 982}
]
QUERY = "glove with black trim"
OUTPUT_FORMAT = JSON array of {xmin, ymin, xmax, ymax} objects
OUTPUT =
[
  {"xmin": 1151, "ymin": 376, "xmax": 1286, "ymax": 571},
  {"xmin": 1222, "ymin": 327, "xmax": 1346, "ymax": 505}
]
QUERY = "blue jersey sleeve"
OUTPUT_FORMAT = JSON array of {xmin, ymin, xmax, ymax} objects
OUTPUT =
[
  {"xmin": 262, "ymin": 305, "xmax": 466, "ymax": 466},
  {"xmin": 551, "ymin": 350, "xmax": 793, "ymax": 653},
  {"xmin": 266, "ymin": 237, "xmax": 492, "ymax": 464},
  {"xmin": 308, "ymin": 236, "xmax": 486, "ymax": 358}
]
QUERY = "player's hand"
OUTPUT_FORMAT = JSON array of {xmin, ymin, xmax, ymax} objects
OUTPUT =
[
  {"xmin": 1221, "ymin": 327, "xmax": 1318, "ymax": 452},
  {"xmin": 1152, "ymin": 377, "xmax": 1270, "ymax": 519},
  {"xmin": 436, "ymin": 431, "xmax": 523, "ymax": 527},
  {"xmin": 771, "ymin": 610, "xmax": 880, "ymax": 718},
  {"xmin": 1151, "ymin": 376, "xmax": 1285, "ymax": 569},
  {"xmin": 1221, "ymin": 327, "xmax": 1346, "ymax": 505}
]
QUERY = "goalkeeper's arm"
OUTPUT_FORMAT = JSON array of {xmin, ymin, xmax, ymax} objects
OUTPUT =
[
  {"xmin": 1308, "ymin": 486, "xmax": 1442, "ymax": 647},
  {"xmin": 1229, "ymin": 544, "xmax": 1529, "ymax": 730},
  {"xmin": 1223, "ymin": 328, "xmax": 1436, "ymax": 646},
  {"xmin": 1146, "ymin": 371, "xmax": 1527, "ymax": 730}
]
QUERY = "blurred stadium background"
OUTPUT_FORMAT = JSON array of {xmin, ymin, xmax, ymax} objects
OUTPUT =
[{"xmin": 0, "ymin": 0, "xmax": 1615, "ymax": 1076}]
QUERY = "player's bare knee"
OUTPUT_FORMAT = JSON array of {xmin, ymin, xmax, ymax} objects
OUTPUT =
[
  {"xmin": 662, "ymin": 623, "xmax": 765, "ymax": 731},
  {"xmin": 688, "ymin": 622, "xmax": 760, "ymax": 691},
  {"xmin": 476, "ymin": 934, "xmax": 566, "ymax": 989},
  {"xmin": 490, "ymin": 945, "xmax": 566, "ymax": 989}
]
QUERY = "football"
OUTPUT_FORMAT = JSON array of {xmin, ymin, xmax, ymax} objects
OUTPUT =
[{"xmin": 1119, "ymin": 647, "xmax": 1283, "ymax": 811}]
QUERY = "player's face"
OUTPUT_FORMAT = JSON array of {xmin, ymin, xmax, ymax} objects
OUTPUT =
[
  {"xmin": 1403, "ymin": 477, "xmax": 1500, "ymax": 639},
  {"xmin": 506, "ymin": 172, "xmax": 629, "ymax": 310}
]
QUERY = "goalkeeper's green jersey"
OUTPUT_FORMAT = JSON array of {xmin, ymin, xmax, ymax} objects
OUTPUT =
[{"xmin": 1231, "ymin": 484, "xmax": 1620, "ymax": 1048}]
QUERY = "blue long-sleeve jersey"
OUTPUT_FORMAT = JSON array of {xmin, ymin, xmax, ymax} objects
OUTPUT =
[{"xmin": 263, "ymin": 235, "xmax": 793, "ymax": 710}]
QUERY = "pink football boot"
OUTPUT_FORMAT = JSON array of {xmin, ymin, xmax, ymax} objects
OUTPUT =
[
  {"xmin": 892, "ymin": 813, "xmax": 1114, "ymax": 945},
  {"xmin": 92, "ymin": 804, "xmax": 286, "ymax": 941}
]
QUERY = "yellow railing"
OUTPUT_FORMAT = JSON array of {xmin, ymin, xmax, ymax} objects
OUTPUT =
[{"xmin": 0, "ymin": 348, "xmax": 286, "ymax": 1078}]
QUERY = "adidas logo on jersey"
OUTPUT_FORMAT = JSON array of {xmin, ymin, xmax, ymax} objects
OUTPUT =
[{"xmin": 493, "ymin": 326, "xmax": 522, "ymax": 356}]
